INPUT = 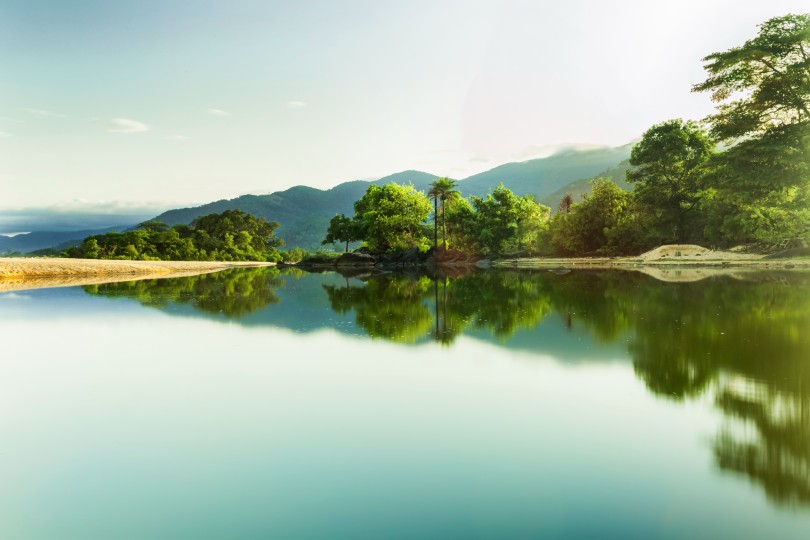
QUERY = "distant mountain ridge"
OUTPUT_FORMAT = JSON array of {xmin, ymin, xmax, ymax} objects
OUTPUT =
[
  {"xmin": 153, "ymin": 145, "xmax": 632, "ymax": 249},
  {"xmin": 1, "ymin": 145, "xmax": 634, "ymax": 253},
  {"xmin": 0, "ymin": 226, "xmax": 132, "ymax": 254}
]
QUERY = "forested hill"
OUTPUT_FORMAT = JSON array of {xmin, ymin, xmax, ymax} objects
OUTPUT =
[
  {"xmin": 461, "ymin": 144, "xmax": 632, "ymax": 197},
  {"xmin": 153, "ymin": 170, "xmax": 442, "ymax": 248},
  {"xmin": 539, "ymin": 160, "xmax": 633, "ymax": 210},
  {"xmin": 152, "ymin": 145, "xmax": 632, "ymax": 249}
]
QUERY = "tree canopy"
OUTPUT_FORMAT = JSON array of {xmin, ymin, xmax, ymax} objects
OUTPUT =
[
  {"xmin": 692, "ymin": 14, "xmax": 809, "ymax": 141},
  {"xmin": 322, "ymin": 213, "xmax": 362, "ymax": 252},
  {"xmin": 67, "ymin": 210, "xmax": 283, "ymax": 261},
  {"xmin": 692, "ymin": 13, "xmax": 810, "ymax": 243},
  {"xmin": 627, "ymin": 119, "xmax": 715, "ymax": 243},
  {"xmin": 351, "ymin": 183, "xmax": 432, "ymax": 253}
]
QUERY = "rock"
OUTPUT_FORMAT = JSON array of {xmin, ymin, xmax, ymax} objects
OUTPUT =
[
  {"xmin": 336, "ymin": 252, "xmax": 376, "ymax": 266},
  {"xmin": 298, "ymin": 255, "xmax": 336, "ymax": 267},
  {"xmin": 401, "ymin": 248, "xmax": 421, "ymax": 263},
  {"xmin": 475, "ymin": 259, "xmax": 492, "ymax": 269},
  {"xmin": 432, "ymin": 247, "xmax": 481, "ymax": 266}
]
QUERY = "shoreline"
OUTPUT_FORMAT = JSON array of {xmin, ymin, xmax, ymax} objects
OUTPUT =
[
  {"xmin": 0, "ymin": 258, "xmax": 275, "ymax": 293},
  {"xmin": 2, "ymin": 254, "xmax": 808, "ymax": 293},
  {"xmin": 492, "ymin": 256, "xmax": 810, "ymax": 270}
]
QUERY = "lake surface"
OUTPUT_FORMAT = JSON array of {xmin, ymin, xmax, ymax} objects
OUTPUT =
[{"xmin": 2, "ymin": 267, "xmax": 810, "ymax": 539}]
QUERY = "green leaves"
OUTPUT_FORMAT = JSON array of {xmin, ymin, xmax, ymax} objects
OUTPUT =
[
  {"xmin": 627, "ymin": 120, "xmax": 714, "ymax": 243},
  {"xmin": 693, "ymin": 14, "xmax": 810, "ymax": 140},
  {"xmin": 70, "ymin": 210, "xmax": 283, "ymax": 261},
  {"xmin": 352, "ymin": 183, "xmax": 432, "ymax": 253}
]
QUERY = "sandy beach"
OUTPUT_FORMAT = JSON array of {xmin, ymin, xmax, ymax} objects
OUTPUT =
[
  {"xmin": 494, "ymin": 244, "xmax": 810, "ymax": 273},
  {"xmin": 0, "ymin": 258, "xmax": 275, "ymax": 293}
]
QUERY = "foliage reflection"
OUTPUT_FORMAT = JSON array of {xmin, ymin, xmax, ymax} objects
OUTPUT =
[
  {"xmin": 82, "ymin": 266, "xmax": 810, "ymax": 507},
  {"xmin": 83, "ymin": 267, "xmax": 284, "ymax": 318}
]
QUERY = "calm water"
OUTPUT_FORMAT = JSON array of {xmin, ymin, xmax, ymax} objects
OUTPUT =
[{"xmin": 2, "ymin": 267, "xmax": 810, "ymax": 539}]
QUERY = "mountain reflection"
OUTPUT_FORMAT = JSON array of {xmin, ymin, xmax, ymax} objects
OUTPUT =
[{"xmin": 82, "ymin": 267, "xmax": 810, "ymax": 507}]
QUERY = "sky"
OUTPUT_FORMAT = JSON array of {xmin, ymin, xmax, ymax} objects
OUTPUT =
[{"xmin": 1, "ymin": 0, "xmax": 808, "ymax": 219}]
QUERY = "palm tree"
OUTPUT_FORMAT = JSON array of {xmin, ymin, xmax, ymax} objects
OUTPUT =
[
  {"xmin": 429, "ymin": 177, "xmax": 459, "ymax": 250},
  {"xmin": 428, "ymin": 184, "xmax": 440, "ymax": 248},
  {"xmin": 558, "ymin": 193, "xmax": 574, "ymax": 215}
]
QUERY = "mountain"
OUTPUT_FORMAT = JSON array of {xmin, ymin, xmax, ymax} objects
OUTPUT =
[
  {"xmin": 148, "ymin": 145, "xmax": 633, "ymax": 249},
  {"xmin": 153, "ymin": 170, "xmax": 443, "ymax": 249},
  {"xmin": 0, "ymin": 226, "xmax": 133, "ymax": 254},
  {"xmin": 539, "ymin": 160, "xmax": 633, "ymax": 210},
  {"xmin": 460, "ymin": 144, "xmax": 633, "ymax": 199}
]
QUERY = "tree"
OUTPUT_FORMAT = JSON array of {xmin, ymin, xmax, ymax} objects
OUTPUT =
[
  {"xmin": 466, "ymin": 185, "xmax": 550, "ymax": 256},
  {"xmin": 428, "ymin": 178, "xmax": 459, "ymax": 249},
  {"xmin": 692, "ymin": 14, "xmax": 809, "ymax": 141},
  {"xmin": 322, "ymin": 214, "xmax": 362, "ymax": 252},
  {"xmin": 550, "ymin": 179, "xmax": 636, "ymax": 255},
  {"xmin": 352, "ymin": 183, "xmax": 432, "ymax": 253},
  {"xmin": 627, "ymin": 119, "xmax": 714, "ymax": 243},
  {"xmin": 693, "ymin": 14, "xmax": 810, "ymax": 241},
  {"xmin": 558, "ymin": 193, "xmax": 574, "ymax": 215},
  {"xmin": 69, "ymin": 210, "xmax": 282, "ymax": 261},
  {"xmin": 192, "ymin": 209, "xmax": 283, "ymax": 259}
]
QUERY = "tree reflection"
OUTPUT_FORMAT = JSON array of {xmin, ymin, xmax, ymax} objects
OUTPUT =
[
  {"xmin": 82, "ymin": 264, "xmax": 810, "ymax": 507},
  {"xmin": 619, "ymin": 273, "xmax": 810, "ymax": 507},
  {"xmin": 83, "ymin": 267, "xmax": 284, "ymax": 318},
  {"xmin": 323, "ymin": 275, "xmax": 434, "ymax": 343},
  {"xmin": 441, "ymin": 271, "xmax": 553, "ymax": 340}
]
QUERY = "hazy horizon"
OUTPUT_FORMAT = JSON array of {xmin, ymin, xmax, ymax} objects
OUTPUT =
[{"xmin": 2, "ymin": 0, "xmax": 808, "ymax": 212}]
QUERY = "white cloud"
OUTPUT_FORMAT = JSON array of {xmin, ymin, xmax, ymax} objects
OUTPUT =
[
  {"xmin": 0, "ymin": 131, "xmax": 11, "ymax": 138},
  {"xmin": 108, "ymin": 118, "xmax": 150, "ymax": 134},
  {"xmin": 165, "ymin": 134, "xmax": 189, "ymax": 141},
  {"xmin": 20, "ymin": 108, "xmax": 66, "ymax": 118},
  {"xmin": 286, "ymin": 101, "xmax": 307, "ymax": 109},
  {"xmin": 207, "ymin": 108, "xmax": 230, "ymax": 116}
]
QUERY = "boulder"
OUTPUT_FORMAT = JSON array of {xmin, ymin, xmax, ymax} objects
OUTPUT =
[
  {"xmin": 401, "ymin": 247, "xmax": 421, "ymax": 263},
  {"xmin": 336, "ymin": 252, "xmax": 376, "ymax": 266},
  {"xmin": 297, "ymin": 255, "xmax": 336, "ymax": 267}
]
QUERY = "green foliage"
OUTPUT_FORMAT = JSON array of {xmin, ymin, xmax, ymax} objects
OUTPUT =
[
  {"xmin": 322, "ymin": 214, "xmax": 362, "ymax": 252},
  {"xmin": 550, "ymin": 178, "xmax": 637, "ymax": 255},
  {"xmin": 428, "ymin": 177, "xmax": 460, "ymax": 249},
  {"xmin": 455, "ymin": 184, "xmax": 550, "ymax": 256},
  {"xmin": 693, "ymin": 14, "xmax": 810, "ymax": 141},
  {"xmin": 352, "ymin": 183, "xmax": 432, "ymax": 253},
  {"xmin": 67, "ymin": 210, "xmax": 283, "ymax": 261},
  {"xmin": 278, "ymin": 247, "xmax": 310, "ymax": 263},
  {"xmin": 693, "ymin": 14, "xmax": 810, "ymax": 243},
  {"xmin": 627, "ymin": 119, "xmax": 715, "ymax": 243}
]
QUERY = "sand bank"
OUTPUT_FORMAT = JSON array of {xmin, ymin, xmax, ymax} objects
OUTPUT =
[
  {"xmin": 0, "ymin": 258, "xmax": 275, "ymax": 293},
  {"xmin": 491, "ymin": 244, "xmax": 810, "ymax": 280}
]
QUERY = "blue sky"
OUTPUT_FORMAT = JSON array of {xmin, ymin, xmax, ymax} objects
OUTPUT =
[{"xmin": 1, "ymin": 0, "xmax": 808, "ymax": 214}]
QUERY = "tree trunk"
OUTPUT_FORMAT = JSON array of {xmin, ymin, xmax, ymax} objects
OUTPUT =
[
  {"xmin": 441, "ymin": 197, "xmax": 447, "ymax": 250},
  {"xmin": 433, "ymin": 197, "xmax": 438, "ymax": 248}
]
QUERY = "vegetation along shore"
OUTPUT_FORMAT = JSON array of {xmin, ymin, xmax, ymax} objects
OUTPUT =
[{"xmin": 4, "ymin": 14, "xmax": 808, "ymax": 275}]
